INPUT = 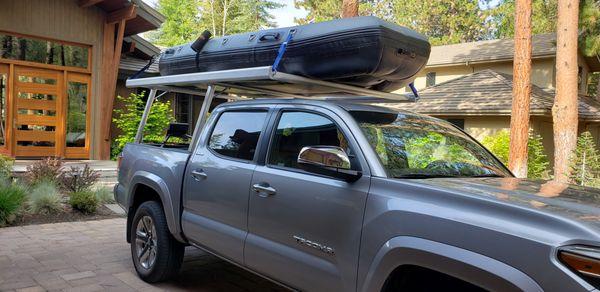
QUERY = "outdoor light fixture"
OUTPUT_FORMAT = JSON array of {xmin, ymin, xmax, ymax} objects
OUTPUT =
[{"xmin": 559, "ymin": 245, "xmax": 600, "ymax": 288}]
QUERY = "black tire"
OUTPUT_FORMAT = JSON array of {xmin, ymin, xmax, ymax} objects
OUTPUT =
[{"xmin": 130, "ymin": 201, "xmax": 184, "ymax": 283}]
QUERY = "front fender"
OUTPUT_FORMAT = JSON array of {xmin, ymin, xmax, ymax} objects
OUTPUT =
[
  {"xmin": 360, "ymin": 236, "xmax": 542, "ymax": 292},
  {"xmin": 128, "ymin": 171, "xmax": 182, "ymax": 241}
]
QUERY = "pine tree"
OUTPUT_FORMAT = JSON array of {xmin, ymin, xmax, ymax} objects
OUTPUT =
[
  {"xmin": 149, "ymin": 0, "xmax": 282, "ymax": 46},
  {"xmin": 481, "ymin": 129, "xmax": 549, "ymax": 179},
  {"xmin": 569, "ymin": 131, "xmax": 600, "ymax": 187},
  {"xmin": 527, "ymin": 131, "xmax": 549, "ymax": 179}
]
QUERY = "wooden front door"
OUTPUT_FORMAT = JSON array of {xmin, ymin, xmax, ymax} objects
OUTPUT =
[{"xmin": 13, "ymin": 66, "xmax": 64, "ymax": 157}]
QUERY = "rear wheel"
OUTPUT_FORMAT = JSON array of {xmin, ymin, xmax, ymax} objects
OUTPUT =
[{"xmin": 130, "ymin": 201, "xmax": 184, "ymax": 283}]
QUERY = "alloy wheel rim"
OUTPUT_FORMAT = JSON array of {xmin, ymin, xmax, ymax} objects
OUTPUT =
[{"xmin": 135, "ymin": 215, "xmax": 157, "ymax": 269}]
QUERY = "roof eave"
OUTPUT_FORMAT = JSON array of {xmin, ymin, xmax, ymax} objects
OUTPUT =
[
  {"xmin": 134, "ymin": 0, "xmax": 165, "ymax": 28},
  {"xmin": 426, "ymin": 54, "xmax": 556, "ymax": 68},
  {"xmin": 125, "ymin": 35, "xmax": 160, "ymax": 57}
]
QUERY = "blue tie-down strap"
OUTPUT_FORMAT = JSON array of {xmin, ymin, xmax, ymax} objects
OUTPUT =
[
  {"xmin": 129, "ymin": 55, "xmax": 156, "ymax": 80},
  {"xmin": 272, "ymin": 31, "xmax": 295, "ymax": 72},
  {"xmin": 408, "ymin": 82, "xmax": 419, "ymax": 100}
]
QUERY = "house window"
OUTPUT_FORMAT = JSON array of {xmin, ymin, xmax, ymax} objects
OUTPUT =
[
  {"xmin": 0, "ymin": 32, "xmax": 89, "ymax": 69},
  {"xmin": 175, "ymin": 93, "xmax": 192, "ymax": 128},
  {"xmin": 445, "ymin": 118, "xmax": 465, "ymax": 130},
  {"xmin": 426, "ymin": 72, "xmax": 436, "ymax": 87}
]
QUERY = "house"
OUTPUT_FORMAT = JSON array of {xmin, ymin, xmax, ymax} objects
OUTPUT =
[
  {"xmin": 384, "ymin": 70, "xmax": 600, "ymax": 165},
  {"xmin": 397, "ymin": 34, "xmax": 600, "ymax": 95},
  {"xmin": 388, "ymin": 34, "xmax": 600, "ymax": 166},
  {"xmin": 0, "ymin": 0, "xmax": 165, "ymax": 160}
]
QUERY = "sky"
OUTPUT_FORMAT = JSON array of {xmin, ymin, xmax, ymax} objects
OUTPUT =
[{"xmin": 141, "ymin": 0, "xmax": 308, "ymax": 28}]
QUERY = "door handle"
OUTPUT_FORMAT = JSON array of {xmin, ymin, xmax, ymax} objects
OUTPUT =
[
  {"xmin": 191, "ymin": 169, "xmax": 207, "ymax": 181},
  {"xmin": 252, "ymin": 183, "xmax": 276, "ymax": 197}
]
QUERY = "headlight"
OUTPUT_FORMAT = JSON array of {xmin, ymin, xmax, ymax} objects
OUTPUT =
[{"xmin": 558, "ymin": 245, "xmax": 600, "ymax": 288}]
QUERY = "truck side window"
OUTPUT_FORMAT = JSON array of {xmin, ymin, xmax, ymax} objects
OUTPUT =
[
  {"xmin": 269, "ymin": 111, "xmax": 350, "ymax": 169},
  {"xmin": 208, "ymin": 111, "xmax": 267, "ymax": 161}
]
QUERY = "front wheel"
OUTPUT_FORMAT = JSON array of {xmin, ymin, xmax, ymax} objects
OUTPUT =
[{"xmin": 130, "ymin": 201, "xmax": 184, "ymax": 283}]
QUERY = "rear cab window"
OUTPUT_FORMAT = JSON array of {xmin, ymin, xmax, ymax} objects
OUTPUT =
[{"xmin": 208, "ymin": 111, "xmax": 268, "ymax": 161}]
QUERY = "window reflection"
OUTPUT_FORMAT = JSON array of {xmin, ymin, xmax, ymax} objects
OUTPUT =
[
  {"xmin": 0, "ymin": 33, "xmax": 88, "ymax": 68},
  {"xmin": 208, "ymin": 111, "xmax": 267, "ymax": 160},
  {"xmin": 66, "ymin": 81, "xmax": 87, "ymax": 147}
]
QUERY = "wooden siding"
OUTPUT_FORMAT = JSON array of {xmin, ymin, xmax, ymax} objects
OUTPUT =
[{"xmin": 0, "ymin": 0, "xmax": 105, "ymax": 159}]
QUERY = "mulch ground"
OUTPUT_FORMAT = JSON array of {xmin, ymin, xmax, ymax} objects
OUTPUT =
[{"xmin": 10, "ymin": 205, "xmax": 123, "ymax": 227}]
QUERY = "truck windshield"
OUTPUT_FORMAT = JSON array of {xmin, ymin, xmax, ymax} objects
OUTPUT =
[{"xmin": 354, "ymin": 111, "xmax": 511, "ymax": 178}]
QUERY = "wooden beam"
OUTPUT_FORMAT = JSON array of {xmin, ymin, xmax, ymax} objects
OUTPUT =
[
  {"xmin": 508, "ymin": 0, "xmax": 532, "ymax": 178},
  {"xmin": 106, "ymin": 5, "xmax": 137, "ymax": 24},
  {"xmin": 99, "ymin": 19, "xmax": 127, "ymax": 159},
  {"xmin": 78, "ymin": 0, "xmax": 105, "ymax": 8},
  {"xmin": 99, "ymin": 22, "xmax": 116, "ymax": 160}
]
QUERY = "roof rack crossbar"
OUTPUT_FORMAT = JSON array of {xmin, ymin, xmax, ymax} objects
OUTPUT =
[{"xmin": 125, "ymin": 65, "xmax": 415, "ymax": 102}]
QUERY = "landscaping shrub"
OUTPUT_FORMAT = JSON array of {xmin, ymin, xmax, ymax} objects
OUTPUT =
[
  {"xmin": 0, "ymin": 154, "xmax": 14, "ymax": 179},
  {"xmin": 94, "ymin": 187, "xmax": 114, "ymax": 204},
  {"xmin": 59, "ymin": 164, "xmax": 100, "ymax": 193},
  {"xmin": 569, "ymin": 131, "xmax": 600, "ymax": 187},
  {"xmin": 25, "ymin": 157, "xmax": 63, "ymax": 185},
  {"xmin": 481, "ymin": 129, "xmax": 549, "ymax": 179},
  {"xmin": 29, "ymin": 181, "xmax": 63, "ymax": 215},
  {"xmin": 111, "ymin": 92, "xmax": 175, "ymax": 159},
  {"xmin": 69, "ymin": 190, "xmax": 98, "ymax": 214},
  {"xmin": 0, "ymin": 182, "xmax": 26, "ymax": 225}
]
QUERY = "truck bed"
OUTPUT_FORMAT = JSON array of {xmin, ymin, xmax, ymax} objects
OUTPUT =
[{"xmin": 115, "ymin": 143, "xmax": 191, "ymax": 241}]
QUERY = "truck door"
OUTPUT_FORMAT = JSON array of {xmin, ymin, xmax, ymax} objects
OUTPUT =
[
  {"xmin": 182, "ymin": 108, "xmax": 270, "ymax": 264},
  {"xmin": 246, "ymin": 107, "xmax": 370, "ymax": 292}
]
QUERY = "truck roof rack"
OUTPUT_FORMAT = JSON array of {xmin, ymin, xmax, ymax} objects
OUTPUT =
[
  {"xmin": 125, "ymin": 65, "xmax": 415, "ymax": 102},
  {"xmin": 126, "ymin": 65, "xmax": 416, "ymax": 149}
]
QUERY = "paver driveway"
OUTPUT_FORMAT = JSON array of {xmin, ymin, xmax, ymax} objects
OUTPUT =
[{"xmin": 0, "ymin": 218, "xmax": 288, "ymax": 292}]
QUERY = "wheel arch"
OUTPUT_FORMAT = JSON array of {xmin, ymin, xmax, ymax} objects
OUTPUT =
[
  {"xmin": 126, "ymin": 171, "xmax": 183, "ymax": 243},
  {"xmin": 360, "ymin": 236, "xmax": 542, "ymax": 292}
]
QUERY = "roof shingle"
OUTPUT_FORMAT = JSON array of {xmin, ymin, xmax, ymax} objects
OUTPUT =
[
  {"xmin": 428, "ymin": 34, "xmax": 556, "ymax": 67},
  {"xmin": 382, "ymin": 69, "xmax": 600, "ymax": 121}
]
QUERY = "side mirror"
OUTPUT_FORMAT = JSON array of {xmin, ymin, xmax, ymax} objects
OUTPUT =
[{"xmin": 297, "ymin": 146, "xmax": 362, "ymax": 182}]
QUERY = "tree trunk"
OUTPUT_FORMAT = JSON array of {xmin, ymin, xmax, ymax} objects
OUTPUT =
[
  {"xmin": 209, "ymin": 0, "xmax": 217, "ymax": 36},
  {"xmin": 508, "ymin": 0, "xmax": 532, "ymax": 178},
  {"xmin": 342, "ymin": 0, "xmax": 359, "ymax": 18},
  {"xmin": 553, "ymin": 0, "xmax": 580, "ymax": 183},
  {"xmin": 222, "ymin": 0, "xmax": 231, "ymax": 36}
]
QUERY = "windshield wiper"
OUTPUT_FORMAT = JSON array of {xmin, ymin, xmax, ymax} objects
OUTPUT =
[
  {"xmin": 393, "ymin": 173, "xmax": 458, "ymax": 179},
  {"xmin": 470, "ymin": 173, "xmax": 505, "ymax": 178},
  {"xmin": 394, "ymin": 173, "xmax": 505, "ymax": 179}
]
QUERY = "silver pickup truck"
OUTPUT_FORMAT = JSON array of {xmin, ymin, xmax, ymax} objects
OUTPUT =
[{"xmin": 115, "ymin": 99, "xmax": 600, "ymax": 292}]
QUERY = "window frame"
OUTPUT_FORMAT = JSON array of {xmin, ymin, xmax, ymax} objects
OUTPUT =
[
  {"xmin": 204, "ymin": 108, "xmax": 270, "ymax": 164},
  {"xmin": 264, "ymin": 108, "xmax": 362, "ymax": 176}
]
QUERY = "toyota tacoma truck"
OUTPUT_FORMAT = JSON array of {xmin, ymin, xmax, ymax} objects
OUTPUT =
[{"xmin": 115, "ymin": 99, "xmax": 600, "ymax": 291}]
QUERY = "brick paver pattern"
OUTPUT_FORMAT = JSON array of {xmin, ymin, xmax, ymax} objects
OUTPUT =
[{"xmin": 0, "ymin": 218, "xmax": 288, "ymax": 292}]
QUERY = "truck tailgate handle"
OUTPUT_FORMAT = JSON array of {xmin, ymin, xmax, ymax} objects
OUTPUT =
[
  {"xmin": 191, "ymin": 169, "xmax": 208, "ymax": 181},
  {"xmin": 252, "ymin": 183, "xmax": 276, "ymax": 197}
]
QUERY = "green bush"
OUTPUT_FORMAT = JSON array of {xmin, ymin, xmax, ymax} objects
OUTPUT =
[
  {"xmin": 0, "ymin": 182, "xmax": 26, "ymax": 225},
  {"xmin": 25, "ymin": 157, "xmax": 63, "ymax": 185},
  {"xmin": 69, "ymin": 190, "xmax": 98, "ymax": 214},
  {"xmin": 481, "ymin": 129, "xmax": 549, "ymax": 179},
  {"xmin": 569, "ymin": 131, "xmax": 600, "ymax": 187},
  {"xmin": 111, "ymin": 92, "xmax": 175, "ymax": 159},
  {"xmin": 94, "ymin": 186, "xmax": 114, "ymax": 204},
  {"xmin": 0, "ymin": 154, "xmax": 14, "ymax": 179},
  {"xmin": 29, "ymin": 181, "xmax": 63, "ymax": 215}
]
